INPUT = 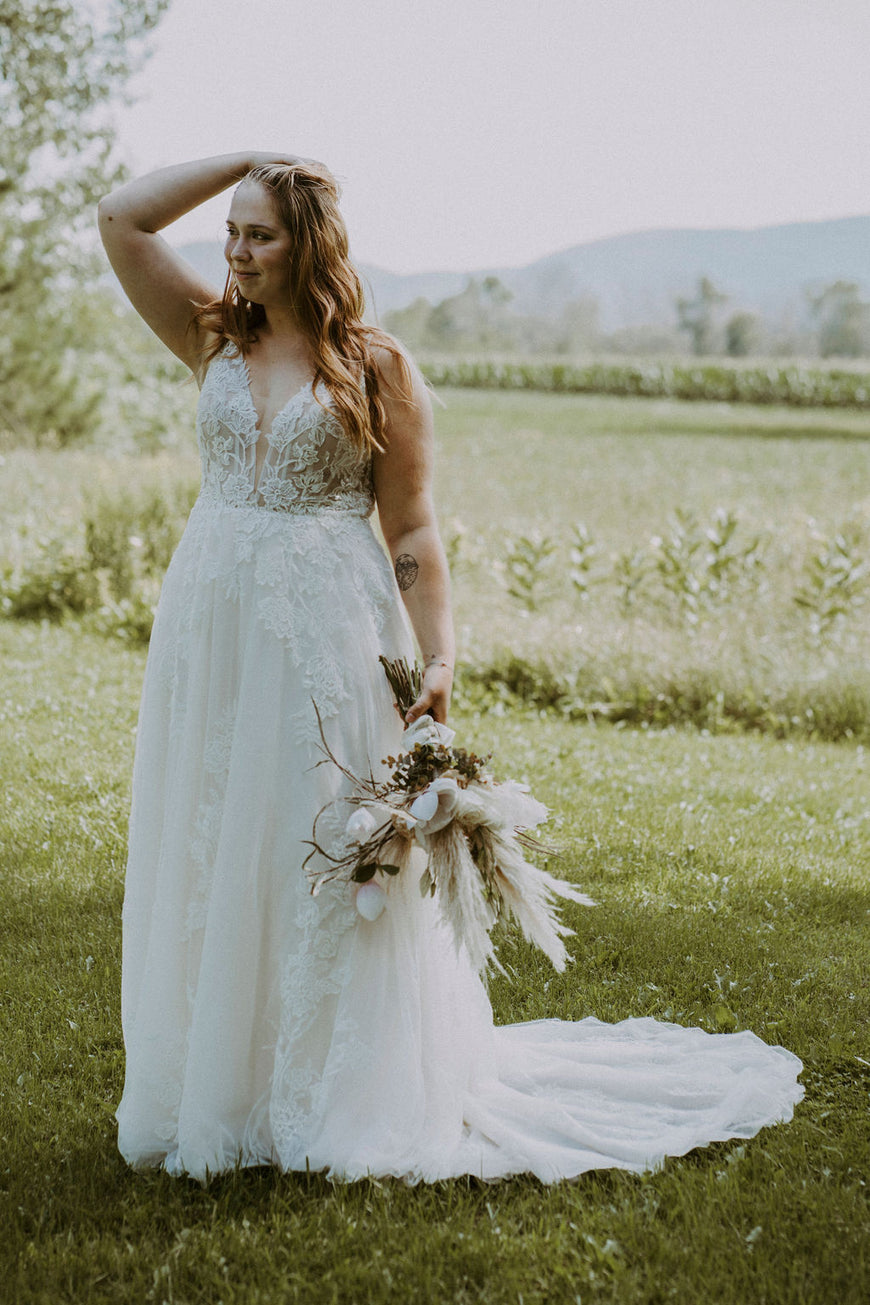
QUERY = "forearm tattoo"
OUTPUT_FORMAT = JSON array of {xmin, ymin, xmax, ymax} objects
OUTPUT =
[{"xmin": 395, "ymin": 553, "xmax": 419, "ymax": 592}]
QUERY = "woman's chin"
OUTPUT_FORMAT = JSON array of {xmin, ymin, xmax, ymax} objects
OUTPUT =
[{"xmin": 233, "ymin": 276, "xmax": 260, "ymax": 297}]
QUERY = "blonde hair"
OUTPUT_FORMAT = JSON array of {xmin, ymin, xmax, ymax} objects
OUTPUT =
[{"xmin": 194, "ymin": 161, "xmax": 410, "ymax": 452}]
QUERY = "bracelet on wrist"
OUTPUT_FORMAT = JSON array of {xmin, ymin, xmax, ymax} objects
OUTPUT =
[{"xmin": 424, "ymin": 657, "xmax": 453, "ymax": 671}]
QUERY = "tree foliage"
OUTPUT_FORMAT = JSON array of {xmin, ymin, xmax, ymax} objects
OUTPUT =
[
  {"xmin": 676, "ymin": 276, "xmax": 728, "ymax": 356},
  {"xmin": 384, "ymin": 276, "xmax": 602, "ymax": 356},
  {"xmin": 0, "ymin": 0, "xmax": 170, "ymax": 442},
  {"xmin": 808, "ymin": 280, "xmax": 870, "ymax": 359},
  {"xmin": 725, "ymin": 311, "xmax": 759, "ymax": 358}
]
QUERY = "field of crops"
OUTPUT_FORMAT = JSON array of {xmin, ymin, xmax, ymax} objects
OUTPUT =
[{"xmin": 421, "ymin": 357, "xmax": 870, "ymax": 408}]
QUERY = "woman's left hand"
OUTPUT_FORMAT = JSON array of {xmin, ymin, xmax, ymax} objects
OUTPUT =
[{"xmin": 405, "ymin": 663, "xmax": 453, "ymax": 725}]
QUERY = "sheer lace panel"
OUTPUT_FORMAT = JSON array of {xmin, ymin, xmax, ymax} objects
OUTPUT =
[{"xmin": 197, "ymin": 347, "xmax": 374, "ymax": 517}]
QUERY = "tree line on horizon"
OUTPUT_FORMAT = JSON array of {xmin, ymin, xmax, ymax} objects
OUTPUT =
[{"xmin": 384, "ymin": 273, "xmax": 870, "ymax": 361}]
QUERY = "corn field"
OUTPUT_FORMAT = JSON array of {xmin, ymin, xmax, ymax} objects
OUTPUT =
[{"xmin": 422, "ymin": 358, "xmax": 870, "ymax": 408}]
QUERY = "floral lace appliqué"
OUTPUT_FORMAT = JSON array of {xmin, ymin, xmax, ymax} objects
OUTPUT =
[{"xmin": 197, "ymin": 348, "xmax": 374, "ymax": 518}]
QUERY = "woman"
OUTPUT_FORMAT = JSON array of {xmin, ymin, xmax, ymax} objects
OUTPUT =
[{"xmin": 100, "ymin": 153, "xmax": 802, "ymax": 1182}]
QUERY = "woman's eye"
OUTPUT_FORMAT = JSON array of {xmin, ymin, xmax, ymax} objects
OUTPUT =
[{"xmin": 224, "ymin": 228, "xmax": 269, "ymax": 241}]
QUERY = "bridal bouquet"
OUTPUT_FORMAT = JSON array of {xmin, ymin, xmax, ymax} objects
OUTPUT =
[{"xmin": 305, "ymin": 657, "xmax": 593, "ymax": 976}]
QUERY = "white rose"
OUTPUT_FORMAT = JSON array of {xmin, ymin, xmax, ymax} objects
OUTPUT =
[
  {"xmin": 355, "ymin": 880, "xmax": 387, "ymax": 920},
  {"xmin": 408, "ymin": 777, "xmax": 461, "ymax": 836},
  {"xmin": 344, "ymin": 807, "xmax": 378, "ymax": 844}
]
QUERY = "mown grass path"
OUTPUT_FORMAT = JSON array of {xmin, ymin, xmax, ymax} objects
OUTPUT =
[{"xmin": 2, "ymin": 622, "xmax": 868, "ymax": 1303}]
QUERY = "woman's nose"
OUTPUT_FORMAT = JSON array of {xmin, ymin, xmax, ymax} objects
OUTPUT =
[{"xmin": 228, "ymin": 236, "xmax": 251, "ymax": 262}]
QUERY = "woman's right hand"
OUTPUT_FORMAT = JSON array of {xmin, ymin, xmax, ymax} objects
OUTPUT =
[{"xmin": 244, "ymin": 152, "xmax": 324, "ymax": 172}]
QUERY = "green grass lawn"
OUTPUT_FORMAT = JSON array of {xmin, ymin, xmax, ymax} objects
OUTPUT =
[{"xmin": 2, "ymin": 622, "xmax": 868, "ymax": 1304}]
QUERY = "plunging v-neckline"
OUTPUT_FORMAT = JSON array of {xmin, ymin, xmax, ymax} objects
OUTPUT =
[{"xmin": 236, "ymin": 351, "xmax": 316, "ymax": 439}]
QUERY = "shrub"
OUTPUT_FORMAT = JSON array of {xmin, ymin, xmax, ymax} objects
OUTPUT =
[
  {"xmin": 83, "ymin": 482, "xmax": 194, "ymax": 595},
  {"xmin": 90, "ymin": 583, "xmax": 160, "ymax": 645},
  {"xmin": 568, "ymin": 524, "xmax": 604, "ymax": 602},
  {"xmin": 649, "ymin": 509, "xmax": 765, "ymax": 629},
  {"xmin": 457, "ymin": 653, "xmax": 870, "ymax": 743},
  {"xmin": 84, "ymin": 494, "xmax": 137, "ymax": 600},
  {"xmin": 0, "ymin": 541, "xmax": 97, "ymax": 621},
  {"xmin": 2, "ymin": 479, "xmax": 195, "ymax": 634}
]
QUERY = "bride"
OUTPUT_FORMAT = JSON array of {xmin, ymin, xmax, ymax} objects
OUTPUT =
[{"xmin": 99, "ymin": 152, "xmax": 802, "ymax": 1182}]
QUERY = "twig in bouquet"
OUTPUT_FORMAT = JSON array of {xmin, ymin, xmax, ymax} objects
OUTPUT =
[
  {"xmin": 514, "ymin": 828, "xmax": 559, "ymax": 858},
  {"xmin": 301, "ymin": 801, "xmax": 404, "ymax": 886},
  {"xmin": 308, "ymin": 700, "xmax": 385, "ymax": 798},
  {"xmin": 467, "ymin": 824, "xmax": 503, "ymax": 917}
]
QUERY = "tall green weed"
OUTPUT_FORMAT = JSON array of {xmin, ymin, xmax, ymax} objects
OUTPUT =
[{"xmin": 1, "ymin": 479, "xmax": 196, "ymax": 640}]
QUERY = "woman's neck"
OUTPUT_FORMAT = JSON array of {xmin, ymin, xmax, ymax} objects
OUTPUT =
[
  {"xmin": 260, "ymin": 302, "xmax": 305, "ymax": 340},
  {"xmin": 253, "ymin": 307, "xmax": 313, "ymax": 366}
]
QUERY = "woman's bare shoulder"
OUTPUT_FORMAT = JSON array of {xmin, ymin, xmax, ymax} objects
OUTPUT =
[{"xmin": 367, "ymin": 331, "xmax": 422, "ymax": 396}]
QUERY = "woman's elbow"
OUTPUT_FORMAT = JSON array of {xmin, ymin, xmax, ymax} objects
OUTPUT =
[
  {"xmin": 379, "ymin": 512, "xmax": 433, "ymax": 555},
  {"xmin": 96, "ymin": 195, "xmax": 117, "ymax": 234},
  {"xmin": 380, "ymin": 523, "xmax": 408, "ymax": 556},
  {"xmin": 97, "ymin": 191, "xmax": 136, "ymax": 236}
]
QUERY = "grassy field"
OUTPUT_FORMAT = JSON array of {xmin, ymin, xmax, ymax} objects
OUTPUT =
[
  {"xmin": 2, "ymin": 389, "xmax": 869, "ymax": 1301},
  {"xmin": 434, "ymin": 390, "xmax": 870, "ymax": 686},
  {"xmin": 1, "ymin": 622, "xmax": 868, "ymax": 1303},
  {"xmin": 4, "ymin": 386, "xmax": 870, "ymax": 736}
]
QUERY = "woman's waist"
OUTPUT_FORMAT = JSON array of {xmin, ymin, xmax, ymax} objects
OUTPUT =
[
  {"xmin": 169, "ymin": 491, "xmax": 395, "ymax": 596},
  {"xmin": 195, "ymin": 486, "xmax": 374, "ymax": 520}
]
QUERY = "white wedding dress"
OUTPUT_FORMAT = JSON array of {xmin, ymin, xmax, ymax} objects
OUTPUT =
[{"xmin": 117, "ymin": 346, "xmax": 803, "ymax": 1182}]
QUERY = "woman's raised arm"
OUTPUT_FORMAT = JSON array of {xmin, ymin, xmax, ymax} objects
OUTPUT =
[
  {"xmin": 372, "ymin": 349, "xmax": 455, "ymax": 724},
  {"xmin": 97, "ymin": 153, "xmax": 284, "ymax": 372}
]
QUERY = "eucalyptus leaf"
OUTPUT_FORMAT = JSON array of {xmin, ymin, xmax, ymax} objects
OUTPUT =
[
  {"xmin": 380, "ymin": 863, "xmax": 401, "ymax": 876},
  {"xmin": 352, "ymin": 864, "xmax": 377, "ymax": 883}
]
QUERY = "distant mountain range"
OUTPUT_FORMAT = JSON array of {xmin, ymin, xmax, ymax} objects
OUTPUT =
[{"xmin": 179, "ymin": 215, "xmax": 870, "ymax": 331}]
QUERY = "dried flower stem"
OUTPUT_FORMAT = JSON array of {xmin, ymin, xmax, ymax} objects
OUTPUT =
[{"xmin": 379, "ymin": 655, "xmax": 423, "ymax": 718}]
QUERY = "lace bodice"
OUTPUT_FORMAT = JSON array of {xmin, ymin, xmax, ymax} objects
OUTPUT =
[{"xmin": 197, "ymin": 347, "xmax": 374, "ymax": 516}]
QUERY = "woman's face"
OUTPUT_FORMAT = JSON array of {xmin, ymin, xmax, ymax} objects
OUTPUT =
[{"xmin": 224, "ymin": 181, "xmax": 294, "ymax": 307}]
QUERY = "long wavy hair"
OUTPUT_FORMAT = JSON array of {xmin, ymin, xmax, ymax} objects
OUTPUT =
[{"xmin": 194, "ymin": 162, "xmax": 410, "ymax": 452}]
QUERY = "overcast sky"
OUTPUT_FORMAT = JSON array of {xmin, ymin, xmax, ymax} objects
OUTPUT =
[{"xmin": 112, "ymin": 0, "xmax": 870, "ymax": 273}]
